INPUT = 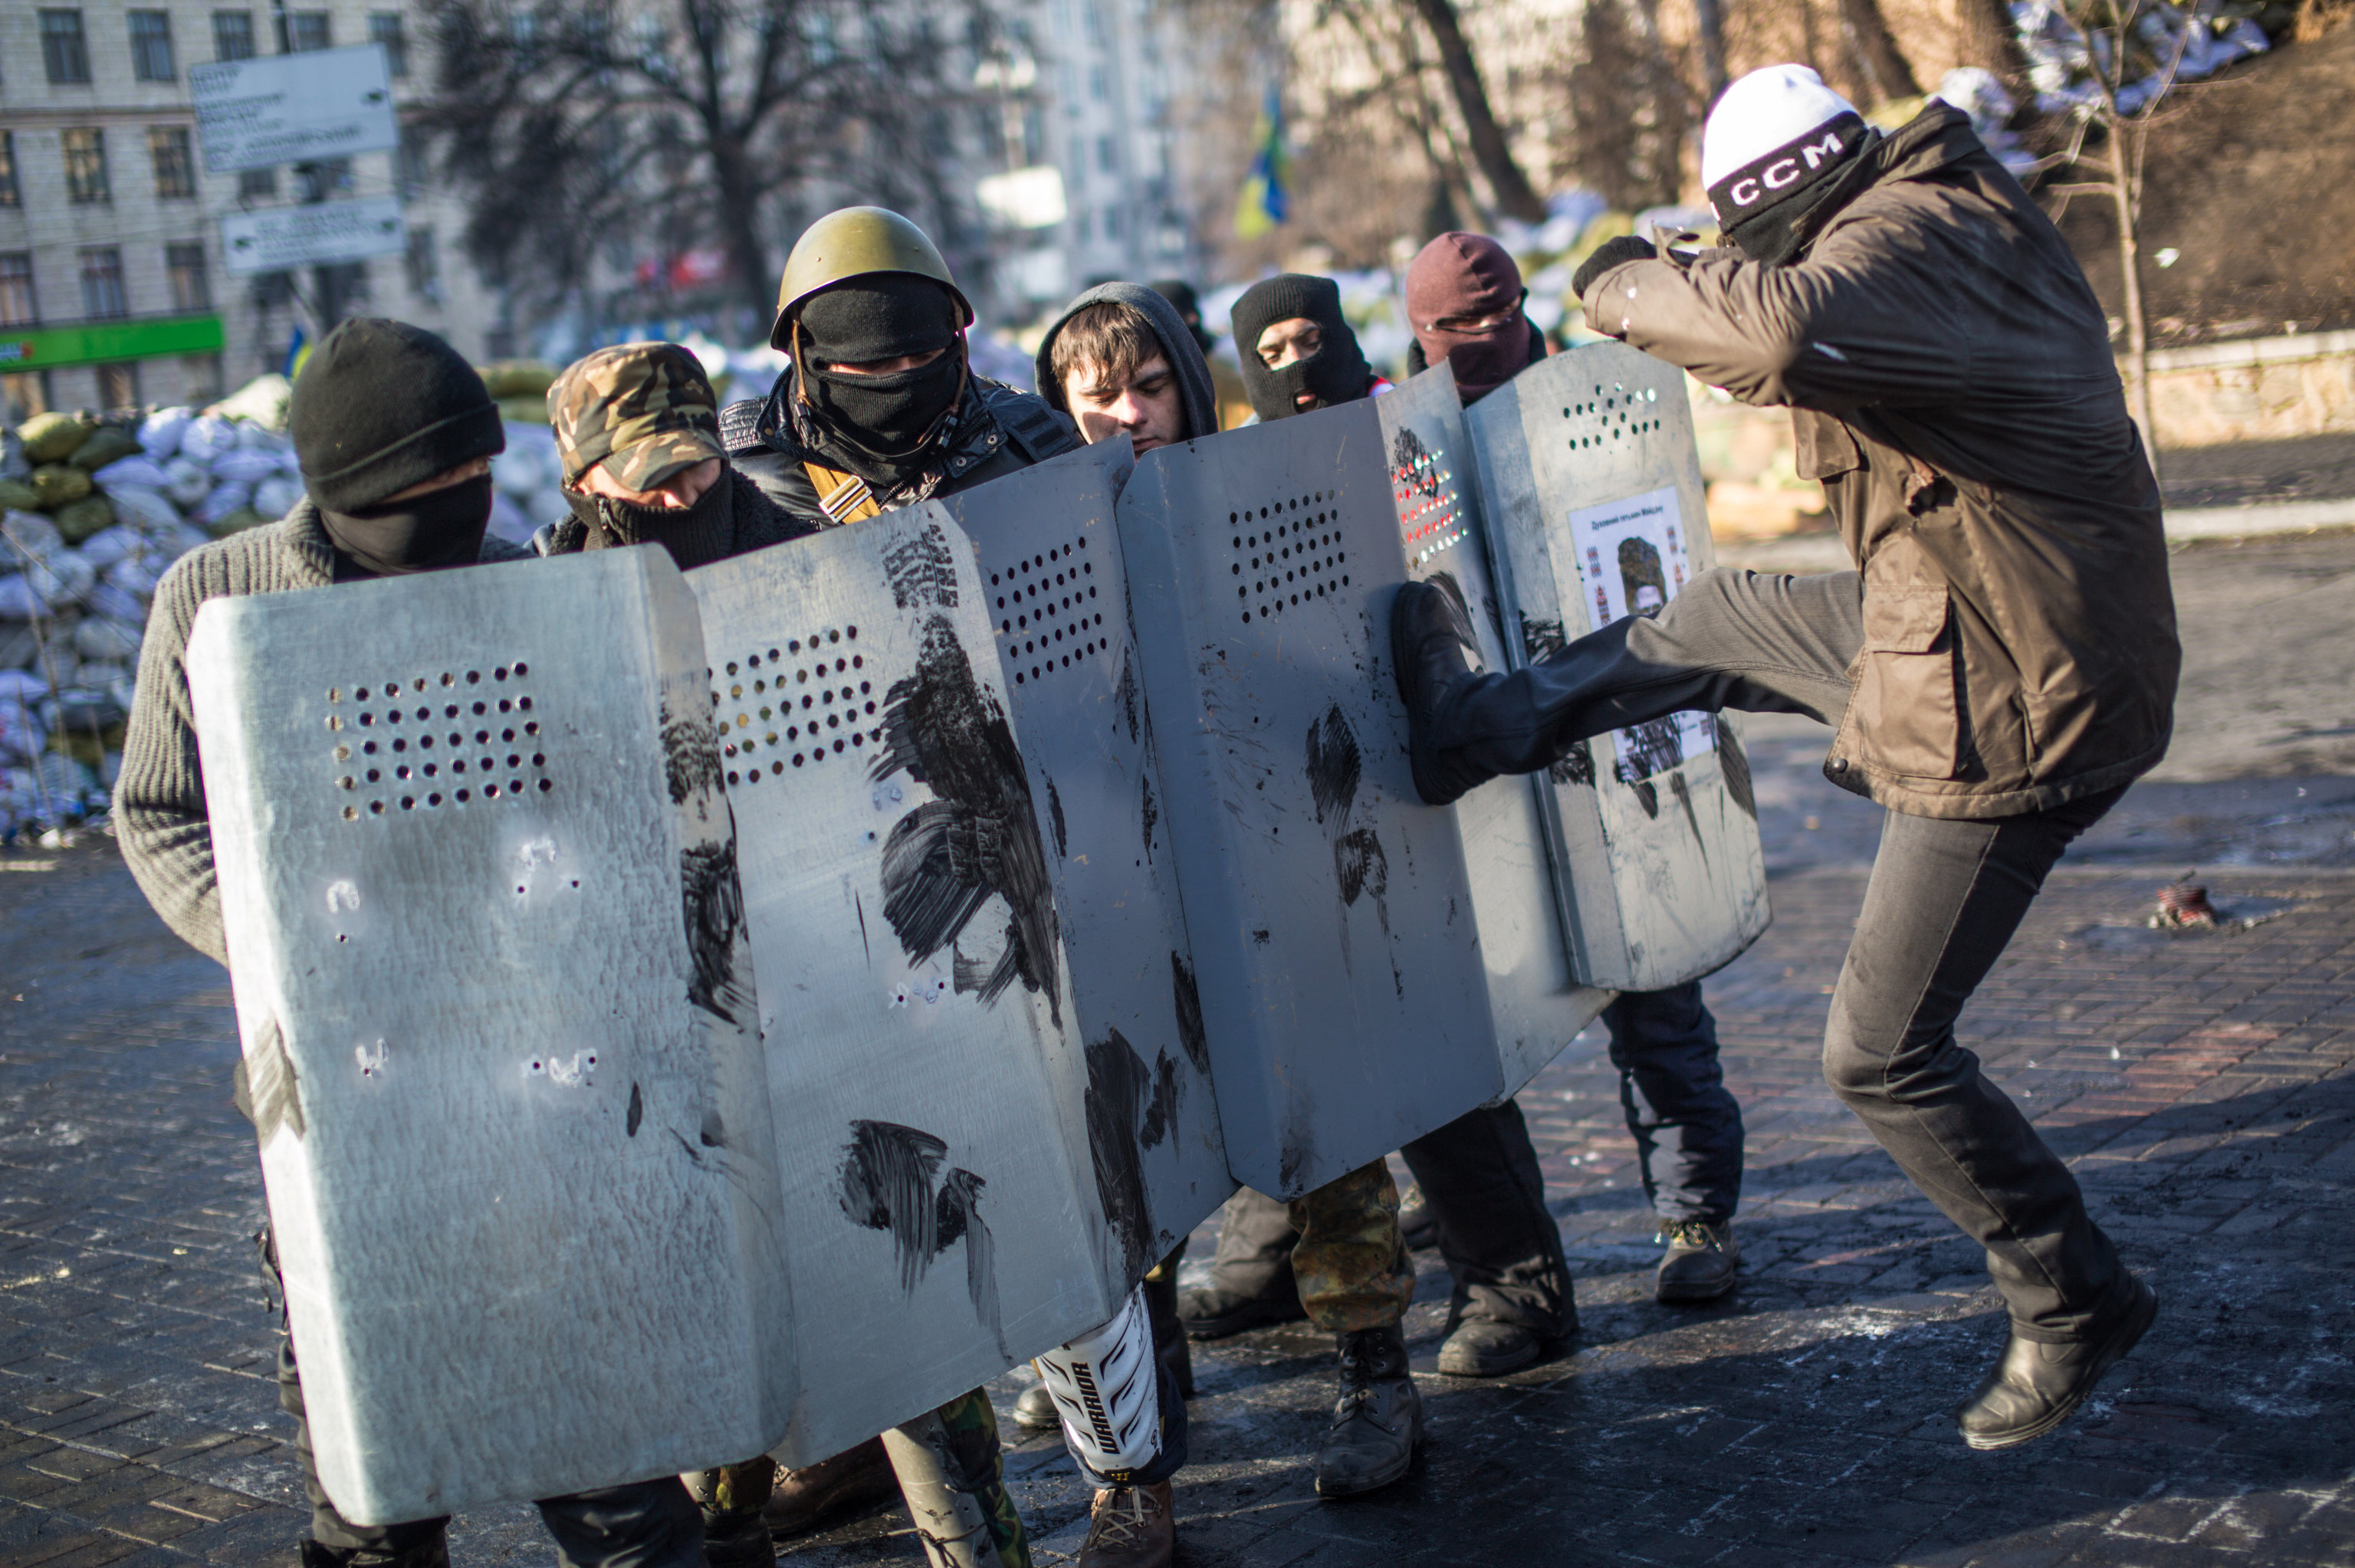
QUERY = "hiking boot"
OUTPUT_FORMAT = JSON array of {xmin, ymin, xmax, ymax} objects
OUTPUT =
[
  {"xmin": 1435, "ymin": 1315, "xmax": 1542, "ymax": 1377},
  {"xmin": 1656, "ymin": 1218, "xmax": 1739, "ymax": 1304},
  {"xmin": 1012, "ymin": 1376, "xmax": 1059, "ymax": 1431},
  {"xmin": 1075, "ymin": 1481, "xmax": 1175, "ymax": 1568},
  {"xmin": 684, "ymin": 1458, "xmax": 776, "ymax": 1568},
  {"xmin": 1389, "ymin": 579, "xmax": 1492, "ymax": 806},
  {"xmin": 1313, "ymin": 1325, "xmax": 1422, "ymax": 1498},
  {"xmin": 761, "ymin": 1437, "xmax": 897, "ymax": 1538},
  {"xmin": 1956, "ymin": 1275, "xmax": 2158, "ymax": 1450},
  {"xmin": 1397, "ymin": 1182, "xmax": 1437, "ymax": 1251}
]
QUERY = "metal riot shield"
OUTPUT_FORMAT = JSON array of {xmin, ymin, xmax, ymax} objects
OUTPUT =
[
  {"xmin": 931, "ymin": 441, "xmax": 1236, "ymax": 1272},
  {"xmin": 1118, "ymin": 402, "xmax": 1502, "ymax": 1199},
  {"xmin": 687, "ymin": 509, "xmax": 1127, "ymax": 1468},
  {"xmin": 1465, "ymin": 340, "xmax": 1770, "ymax": 993},
  {"xmin": 1375, "ymin": 365, "xmax": 1614, "ymax": 1092},
  {"xmin": 185, "ymin": 549, "xmax": 790, "ymax": 1525}
]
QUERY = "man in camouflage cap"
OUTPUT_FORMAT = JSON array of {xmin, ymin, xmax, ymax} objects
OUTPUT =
[{"xmin": 541, "ymin": 342, "xmax": 816, "ymax": 569}]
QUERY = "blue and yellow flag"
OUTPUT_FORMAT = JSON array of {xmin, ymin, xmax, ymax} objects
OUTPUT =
[
  {"xmin": 1234, "ymin": 87, "xmax": 1289, "ymax": 239},
  {"xmin": 284, "ymin": 324, "xmax": 311, "ymax": 380}
]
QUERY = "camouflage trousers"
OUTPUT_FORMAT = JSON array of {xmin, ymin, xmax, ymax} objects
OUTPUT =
[{"xmin": 1289, "ymin": 1159, "xmax": 1417, "ymax": 1333}]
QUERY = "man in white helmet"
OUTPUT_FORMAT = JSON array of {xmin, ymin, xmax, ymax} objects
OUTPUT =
[{"xmin": 1393, "ymin": 65, "xmax": 2176, "ymax": 1451}]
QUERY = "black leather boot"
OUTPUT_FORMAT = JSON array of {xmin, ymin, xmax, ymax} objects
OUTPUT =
[
  {"xmin": 1179, "ymin": 1188, "xmax": 1306, "ymax": 1339},
  {"xmin": 1389, "ymin": 579, "xmax": 1493, "ymax": 806},
  {"xmin": 685, "ymin": 1458, "xmax": 777, "ymax": 1568},
  {"xmin": 1313, "ymin": 1324, "xmax": 1422, "ymax": 1498},
  {"xmin": 1956, "ymin": 1274, "xmax": 2157, "ymax": 1450}
]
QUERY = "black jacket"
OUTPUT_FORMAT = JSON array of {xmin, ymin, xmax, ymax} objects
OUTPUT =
[{"xmin": 721, "ymin": 371, "xmax": 1080, "ymax": 528}]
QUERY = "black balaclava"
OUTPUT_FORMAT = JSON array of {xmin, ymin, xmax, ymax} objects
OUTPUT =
[
  {"xmin": 1149, "ymin": 278, "xmax": 1218, "ymax": 358},
  {"xmin": 566, "ymin": 468, "xmax": 737, "ymax": 571},
  {"xmin": 793, "ymin": 274, "xmax": 965, "ymax": 460},
  {"xmin": 289, "ymin": 316, "xmax": 504, "ymax": 576},
  {"xmin": 1230, "ymin": 274, "xmax": 1373, "ymax": 422}
]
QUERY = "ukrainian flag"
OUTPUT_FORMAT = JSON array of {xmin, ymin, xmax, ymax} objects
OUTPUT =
[{"xmin": 1234, "ymin": 87, "xmax": 1289, "ymax": 239}]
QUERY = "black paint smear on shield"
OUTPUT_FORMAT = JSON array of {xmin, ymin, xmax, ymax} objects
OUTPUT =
[
  {"xmin": 1115, "ymin": 648, "xmax": 1140, "ymax": 742},
  {"xmin": 882, "ymin": 523, "xmax": 959, "ymax": 609},
  {"xmin": 1519, "ymin": 613, "xmax": 1566, "ymax": 662},
  {"xmin": 1716, "ymin": 723, "xmax": 1756, "ymax": 819},
  {"xmin": 626, "ymin": 1083, "xmax": 643, "ymax": 1137},
  {"xmin": 1305, "ymin": 705, "xmax": 1361, "ymax": 828},
  {"xmin": 838, "ymin": 1119, "xmax": 1007, "ymax": 1355},
  {"xmin": 1629, "ymin": 778, "xmax": 1660, "ymax": 818},
  {"xmin": 1046, "ymin": 776, "xmax": 1068, "ymax": 858},
  {"xmin": 1083, "ymin": 1030, "xmax": 1173, "ymax": 1278},
  {"xmin": 1336, "ymin": 826, "xmax": 1404, "ymax": 998},
  {"xmin": 1669, "ymin": 771, "xmax": 1707, "ymax": 862},
  {"xmin": 1170, "ymin": 952, "xmax": 1210, "ymax": 1076},
  {"xmin": 678, "ymin": 839, "xmax": 751, "ymax": 1025},
  {"xmin": 659, "ymin": 700, "xmax": 724, "ymax": 806},
  {"xmin": 1552, "ymin": 740, "xmax": 1595, "ymax": 788},
  {"xmin": 1139, "ymin": 771, "xmax": 1158, "ymax": 863},
  {"xmin": 869, "ymin": 615, "xmax": 1061, "ymax": 1027}
]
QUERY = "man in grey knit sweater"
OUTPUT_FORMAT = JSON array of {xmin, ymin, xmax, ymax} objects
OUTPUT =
[{"xmin": 118, "ymin": 318, "xmax": 710, "ymax": 1568}]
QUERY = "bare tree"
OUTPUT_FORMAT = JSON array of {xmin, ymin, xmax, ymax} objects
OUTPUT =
[
  {"xmin": 1568, "ymin": 0, "xmax": 1690, "ymax": 212},
  {"xmin": 1954, "ymin": 0, "xmax": 2031, "ymax": 95},
  {"xmin": 1401, "ymin": 0, "xmax": 1547, "ymax": 221},
  {"xmin": 1834, "ymin": 0, "xmax": 1923, "ymax": 101},
  {"xmin": 416, "ymin": 1, "xmax": 997, "ymax": 331}
]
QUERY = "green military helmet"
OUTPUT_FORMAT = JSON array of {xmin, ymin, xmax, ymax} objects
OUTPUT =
[{"xmin": 770, "ymin": 207, "xmax": 973, "ymax": 349}]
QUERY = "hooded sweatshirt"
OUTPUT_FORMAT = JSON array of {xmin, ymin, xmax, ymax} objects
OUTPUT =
[{"xmin": 1032, "ymin": 281, "xmax": 1218, "ymax": 445}]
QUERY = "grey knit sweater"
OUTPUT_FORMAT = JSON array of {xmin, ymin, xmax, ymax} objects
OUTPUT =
[{"xmin": 117, "ymin": 501, "xmax": 526, "ymax": 963}]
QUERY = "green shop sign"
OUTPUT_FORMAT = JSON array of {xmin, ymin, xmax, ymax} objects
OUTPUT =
[{"xmin": 0, "ymin": 315, "xmax": 225, "ymax": 370}]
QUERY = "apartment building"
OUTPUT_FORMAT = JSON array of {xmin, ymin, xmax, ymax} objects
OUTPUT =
[{"xmin": 0, "ymin": 2, "xmax": 503, "ymax": 422}]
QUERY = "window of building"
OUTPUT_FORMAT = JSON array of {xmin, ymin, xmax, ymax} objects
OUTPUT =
[
  {"xmin": 405, "ymin": 225, "xmax": 441, "ymax": 303},
  {"xmin": 2, "ymin": 373, "xmax": 51, "ymax": 425},
  {"xmin": 248, "ymin": 271, "xmax": 295, "ymax": 309},
  {"xmin": 181, "ymin": 353, "xmax": 225, "ymax": 401},
  {"xmin": 41, "ymin": 10, "xmax": 92, "ymax": 84},
  {"xmin": 1103, "ymin": 203, "xmax": 1122, "ymax": 239},
  {"xmin": 213, "ymin": 10, "xmax": 255, "ymax": 60},
  {"xmin": 96, "ymin": 362, "xmax": 140, "ymax": 412},
  {"xmin": 367, "ymin": 12, "xmax": 408, "ymax": 76},
  {"xmin": 1088, "ymin": 65, "xmax": 1106, "ymax": 103},
  {"xmin": 240, "ymin": 166, "xmax": 276, "ymax": 198},
  {"xmin": 0, "ymin": 134, "xmax": 18, "ymax": 208},
  {"xmin": 1082, "ymin": 2, "xmax": 1105, "ymax": 44},
  {"xmin": 0, "ymin": 254, "xmax": 39, "ymax": 326},
  {"xmin": 1094, "ymin": 135, "xmax": 1115, "ymax": 174},
  {"xmin": 150, "ymin": 126, "xmax": 197, "ymax": 198},
  {"xmin": 63, "ymin": 130, "xmax": 110, "ymax": 205},
  {"xmin": 166, "ymin": 241, "xmax": 211, "ymax": 311},
  {"xmin": 294, "ymin": 159, "xmax": 350, "ymax": 202},
  {"xmin": 286, "ymin": 11, "xmax": 331, "ymax": 51},
  {"xmin": 80, "ymin": 248, "xmax": 127, "ymax": 320},
  {"xmin": 395, "ymin": 132, "xmax": 427, "ymax": 200},
  {"xmin": 130, "ymin": 11, "xmax": 176, "ymax": 80}
]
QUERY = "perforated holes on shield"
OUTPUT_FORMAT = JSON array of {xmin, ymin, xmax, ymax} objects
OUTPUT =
[
  {"xmin": 1230, "ymin": 493, "xmax": 1348, "ymax": 625},
  {"xmin": 1392, "ymin": 444, "xmax": 1467, "ymax": 566},
  {"xmin": 335, "ymin": 664, "xmax": 547, "ymax": 818},
  {"xmin": 707, "ymin": 626, "xmax": 869, "ymax": 781},
  {"xmin": 991, "ymin": 536, "xmax": 1110, "ymax": 687},
  {"xmin": 1559, "ymin": 382, "xmax": 1664, "ymax": 451}
]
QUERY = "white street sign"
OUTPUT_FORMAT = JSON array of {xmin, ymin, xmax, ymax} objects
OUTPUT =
[
  {"xmin": 222, "ymin": 198, "xmax": 407, "ymax": 274},
  {"xmin": 191, "ymin": 44, "xmax": 399, "ymax": 173}
]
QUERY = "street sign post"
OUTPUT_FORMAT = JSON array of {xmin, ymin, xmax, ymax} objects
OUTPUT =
[
  {"xmin": 190, "ymin": 44, "xmax": 399, "ymax": 172},
  {"xmin": 222, "ymin": 197, "xmax": 407, "ymax": 274}
]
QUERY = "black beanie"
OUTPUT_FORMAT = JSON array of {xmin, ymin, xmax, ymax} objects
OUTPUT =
[
  {"xmin": 290, "ymin": 318, "xmax": 504, "ymax": 513},
  {"xmin": 1230, "ymin": 274, "xmax": 1372, "ymax": 422}
]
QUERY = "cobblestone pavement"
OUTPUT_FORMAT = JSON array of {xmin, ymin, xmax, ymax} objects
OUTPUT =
[{"xmin": 8, "ymin": 552, "xmax": 2355, "ymax": 1567}]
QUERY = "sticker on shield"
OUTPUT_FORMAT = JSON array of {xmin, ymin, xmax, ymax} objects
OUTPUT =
[{"xmin": 688, "ymin": 509, "xmax": 1129, "ymax": 1467}]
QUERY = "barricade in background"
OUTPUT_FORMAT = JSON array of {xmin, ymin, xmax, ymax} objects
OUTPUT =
[
  {"xmin": 1376, "ymin": 364, "xmax": 1616, "ymax": 1092},
  {"xmin": 1467, "ymin": 340, "xmax": 1771, "ymax": 992},
  {"xmin": 186, "ymin": 549, "xmax": 791, "ymax": 1524},
  {"xmin": 1117, "ymin": 399, "xmax": 1504, "ymax": 1199},
  {"xmin": 687, "ymin": 504, "xmax": 1153, "ymax": 1468}
]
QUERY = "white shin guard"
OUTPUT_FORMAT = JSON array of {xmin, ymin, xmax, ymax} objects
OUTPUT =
[{"xmin": 1032, "ymin": 1286, "xmax": 1162, "ymax": 1481}]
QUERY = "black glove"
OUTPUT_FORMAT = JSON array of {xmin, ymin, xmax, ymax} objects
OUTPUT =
[{"xmin": 1572, "ymin": 235, "xmax": 1658, "ymax": 301}]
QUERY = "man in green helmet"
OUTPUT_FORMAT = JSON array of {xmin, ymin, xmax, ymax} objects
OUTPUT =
[{"xmin": 721, "ymin": 206, "xmax": 1079, "ymax": 526}]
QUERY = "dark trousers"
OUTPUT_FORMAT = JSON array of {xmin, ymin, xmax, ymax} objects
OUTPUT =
[
  {"xmin": 1399, "ymin": 1102, "xmax": 1573, "ymax": 1335},
  {"xmin": 267, "ymin": 1238, "xmax": 706, "ymax": 1568},
  {"xmin": 1434, "ymin": 566, "xmax": 2130, "ymax": 1340},
  {"xmin": 1602, "ymin": 982, "xmax": 1744, "ymax": 1225}
]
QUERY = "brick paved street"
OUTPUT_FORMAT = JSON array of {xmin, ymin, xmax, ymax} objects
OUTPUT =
[{"xmin": 7, "ymin": 536, "xmax": 2355, "ymax": 1568}]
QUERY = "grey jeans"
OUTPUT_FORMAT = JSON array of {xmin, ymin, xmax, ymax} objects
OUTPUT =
[{"xmin": 1440, "ymin": 567, "xmax": 2130, "ymax": 1340}]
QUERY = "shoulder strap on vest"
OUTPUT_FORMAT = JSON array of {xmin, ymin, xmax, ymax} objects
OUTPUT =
[
  {"xmin": 977, "ymin": 382, "xmax": 1082, "ymax": 463},
  {"xmin": 802, "ymin": 461, "xmax": 882, "ymax": 523}
]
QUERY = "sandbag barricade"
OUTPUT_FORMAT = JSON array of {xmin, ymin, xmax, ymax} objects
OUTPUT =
[
  {"xmin": 685, "ymin": 502, "xmax": 1161, "ymax": 1467},
  {"xmin": 1116, "ymin": 402, "xmax": 1504, "ymax": 1199},
  {"xmin": 1465, "ymin": 341, "xmax": 1771, "ymax": 992},
  {"xmin": 931, "ymin": 441, "xmax": 1236, "ymax": 1277},
  {"xmin": 186, "ymin": 548, "xmax": 791, "ymax": 1524}
]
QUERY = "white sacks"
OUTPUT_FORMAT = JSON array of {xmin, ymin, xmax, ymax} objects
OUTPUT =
[
  {"xmin": 1466, "ymin": 341, "xmax": 1770, "ymax": 991},
  {"xmin": 185, "ymin": 548, "xmax": 793, "ymax": 1525}
]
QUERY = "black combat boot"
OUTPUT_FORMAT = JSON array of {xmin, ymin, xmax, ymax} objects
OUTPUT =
[
  {"xmin": 1313, "ymin": 1324, "xmax": 1422, "ymax": 1498},
  {"xmin": 1389, "ymin": 579, "xmax": 1493, "ymax": 806},
  {"xmin": 1178, "ymin": 1188, "xmax": 1306, "ymax": 1339},
  {"xmin": 762, "ymin": 1438, "xmax": 898, "ymax": 1538},
  {"xmin": 1656, "ymin": 1218, "xmax": 1740, "ymax": 1304},
  {"xmin": 1956, "ymin": 1275, "xmax": 2157, "ymax": 1450},
  {"xmin": 685, "ymin": 1458, "xmax": 777, "ymax": 1568}
]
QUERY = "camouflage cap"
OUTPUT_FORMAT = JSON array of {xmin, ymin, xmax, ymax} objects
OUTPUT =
[{"xmin": 547, "ymin": 341, "xmax": 724, "ymax": 491}]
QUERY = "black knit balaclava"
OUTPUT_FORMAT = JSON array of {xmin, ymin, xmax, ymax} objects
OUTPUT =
[
  {"xmin": 794, "ymin": 274, "xmax": 966, "ymax": 458},
  {"xmin": 289, "ymin": 317, "xmax": 503, "ymax": 576},
  {"xmin": 1231, "ymin": 274, "xmax": 1372, "ymax": 422}
]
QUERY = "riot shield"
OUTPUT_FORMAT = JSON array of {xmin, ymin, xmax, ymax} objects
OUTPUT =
[
  {"xmin": 932, "ymin": 441, "xmax": 1236, "ymax": 1272},
  {"xmin": 1118, "ymin": 402, "xmax": 1503, "ymax": 1198},
  {"xmin": 1375, "ymin": 365, "xmax": 1614, "ymax": 1092},
  {"xmin": 186, "ymin": 549, "xmax": 790, "ymax": 1524},
  {"xmin": 1465, "ymin": 341, "xmax": 1770, "ymax": 992},
  {"xmin": 687, "ymin": 507, "xmax": 1131, "ymax": 1467}
]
